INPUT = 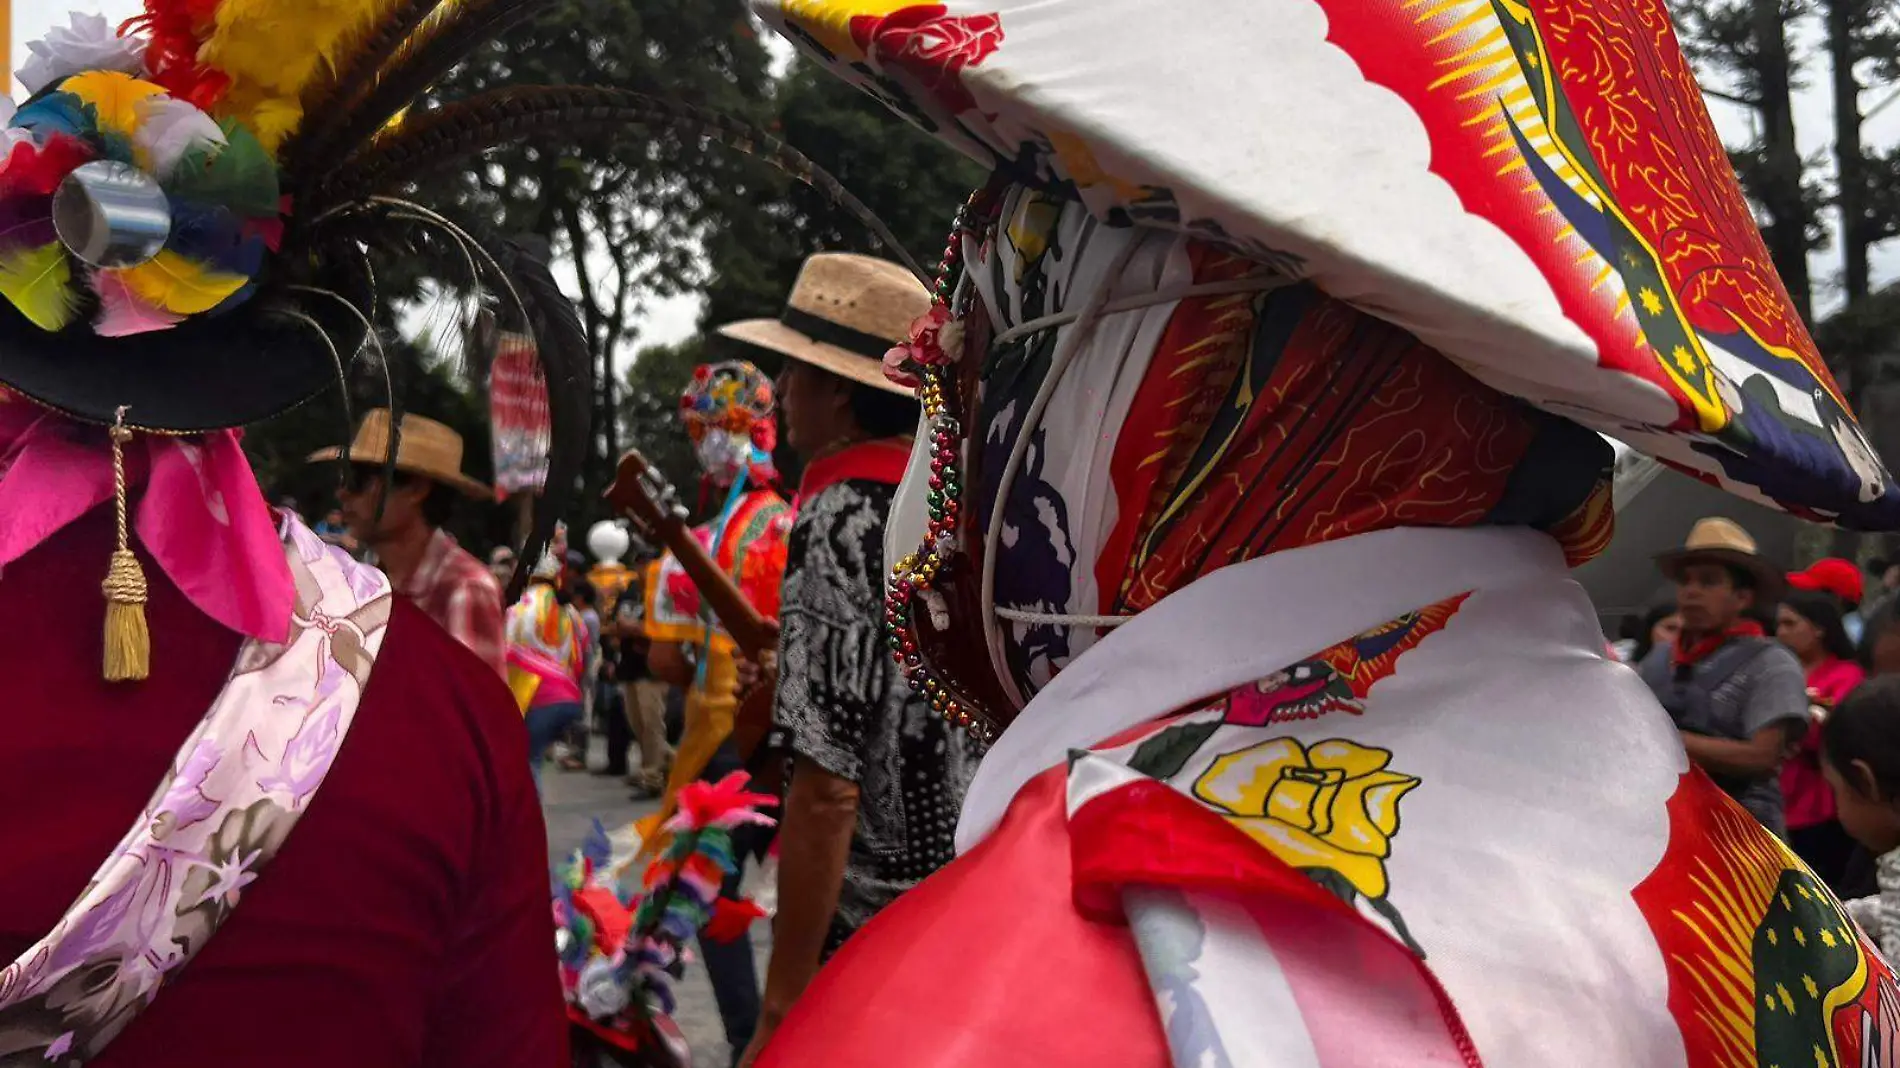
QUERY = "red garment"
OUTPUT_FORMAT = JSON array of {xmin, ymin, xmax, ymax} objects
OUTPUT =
[
  {"xmin": 794, "ymin": 437, "xmax": 912, "ymax": 506},
  {"xmin": 398, "ymin": 528, "xmax": 508, "ymax": 678},
  {"xmin": 1782, "ymin": 656, "xmax": 1867, "ymax": 831},
  {"xmin": 1670, "ymin": 619, "xmax": 1766, "ymax": 670},
  {"xmin": 0, "ymin": 507, "xmax": 565, "ymax": 1067},
  {"xmin": 756, "ymin": 767, "xmax": 1171, "ymax": 1068}
]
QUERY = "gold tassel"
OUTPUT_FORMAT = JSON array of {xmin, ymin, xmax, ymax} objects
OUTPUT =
[{"xmin": 102, "ymin": 409, "xmax": 149, "ymax": 682}]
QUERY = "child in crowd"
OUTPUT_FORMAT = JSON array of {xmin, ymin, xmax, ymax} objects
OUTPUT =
[{"xmin": 1822, "ymin": 674, "xmax": 1900, "ymax": 962}]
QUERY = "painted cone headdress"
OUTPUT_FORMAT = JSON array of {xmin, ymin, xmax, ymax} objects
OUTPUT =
[{"xmin": 756, "ymin": 0, "xmax": 1898, "ymax": 530}]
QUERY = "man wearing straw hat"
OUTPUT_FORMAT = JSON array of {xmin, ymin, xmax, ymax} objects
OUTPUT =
[
  {"xmin": 723, "ymin": 254, "xmax": 981, "ymax": 1067},
  {"xmin": 312, "ymin": 408, "xmax": 506, "ymax": 677},
  {"xmin": 1640, "ymin": 517, "xmax": 1809, "ymax": 838}
]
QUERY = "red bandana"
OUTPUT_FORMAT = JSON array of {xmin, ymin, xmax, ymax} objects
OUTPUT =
[
  {"xmin": 1671, "ymin": 619, "xmax": 1766, "ymax": 670},
  {"xmin": 795, "ymin": 437, "xmax": 912, "ymax": 509}
]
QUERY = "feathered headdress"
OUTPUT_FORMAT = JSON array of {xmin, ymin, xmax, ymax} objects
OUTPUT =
[{"xmin": 2, "ymin": 0, "xmax": 923, "ymax": 594}]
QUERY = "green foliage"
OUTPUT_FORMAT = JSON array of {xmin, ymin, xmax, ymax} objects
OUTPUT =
[
  {"xmin": 618, "ymin": 336, "xmax": 706, "ymax": 515},
  {"xmin": 699, "ymin": 58, "xmax": 986, "ymax": 335},
  {"xmin": 247, "ymin": 334, "xmax": 507, "ymax": 552},
  {"xmin": 246, "ymin": 0, "xmax": 982, "ymax": 546}
]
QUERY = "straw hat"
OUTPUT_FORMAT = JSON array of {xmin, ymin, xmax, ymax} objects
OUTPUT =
[
  {"xmin": 307, "ymin": 408, "xmax": 490, "ymax": 499},
  {"xmin": 1655, "ymin": 517, "xmax": 1784, "ymax": 601},
  {"xmin": 716, "ymin": 254, "xmax": 928, "ymax": 396}
]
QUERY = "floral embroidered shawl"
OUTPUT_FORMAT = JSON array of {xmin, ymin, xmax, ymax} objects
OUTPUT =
[{"xmin": 0, "ymin": 516, "xmax": 390, "ymax": 1066}]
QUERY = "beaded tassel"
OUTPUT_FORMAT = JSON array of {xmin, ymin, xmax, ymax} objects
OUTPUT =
[{"xmin": 102, "ymin": 407, "xmax": 150, "ymax": 682}]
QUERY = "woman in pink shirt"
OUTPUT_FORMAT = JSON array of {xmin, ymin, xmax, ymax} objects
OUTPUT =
[{"xmin": 1777, "ymin": 587, "xmax": 1867, "ymax": 889}]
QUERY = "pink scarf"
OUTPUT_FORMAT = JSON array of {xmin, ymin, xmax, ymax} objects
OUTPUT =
[{"xmin": 0, "ymin": 395, "xmax": 294, "ymax": 643}]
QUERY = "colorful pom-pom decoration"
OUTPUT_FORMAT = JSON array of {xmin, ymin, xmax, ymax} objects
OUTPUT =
[{"xmin": 0, "ymin": 13, "xmax": 286, "ymax": 337}]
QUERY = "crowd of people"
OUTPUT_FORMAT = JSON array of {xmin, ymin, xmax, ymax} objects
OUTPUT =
[
  {"xmin": 1612, "ymin": 519, "xmax": 1900, "ymax": 913},
  {"xmin": 17, "ymin": 0, "xmax": 1900, "ymax": 1064}
]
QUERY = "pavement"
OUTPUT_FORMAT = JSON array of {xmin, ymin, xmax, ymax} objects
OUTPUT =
[{"xmin": 541, "ymin": 737, "xmax": 772, "ymax": 1068}]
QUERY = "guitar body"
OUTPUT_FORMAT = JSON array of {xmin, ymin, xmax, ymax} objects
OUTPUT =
[{"xmin": 606, "ymin": 452, "xmax": 782, "ymax": 768}]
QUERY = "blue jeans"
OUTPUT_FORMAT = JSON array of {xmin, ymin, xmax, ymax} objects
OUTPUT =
[{"xmin": 524, "ymin": 701, "xmax": 583, "ymax": 791}]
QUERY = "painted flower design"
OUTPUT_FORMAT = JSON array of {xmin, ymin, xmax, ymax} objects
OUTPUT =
[
  {"xmin": 1192, "ymin": 737, "xmax": 1418, "ymax": 902},
  {"xmin": 849, "ymin": 5, "xmax": 1003, "ymax": 113}
]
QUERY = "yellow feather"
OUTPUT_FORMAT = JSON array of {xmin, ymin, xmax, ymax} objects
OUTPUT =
[
  {"xmin": 117, "ymin": 252, "xmax": 248, "ymax": 315},
  {"xmin": 60, "ymin": 72, "xmax": 168, "ymax": 140},
  {"xmin": 200, "ymin": 0, "xmax": 408, "ymax": 153},
  {"xmin": 0, "ymin": 245, "xmax": 78, "ymax": 332}
]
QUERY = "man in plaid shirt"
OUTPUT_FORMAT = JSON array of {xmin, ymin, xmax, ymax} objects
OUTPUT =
[{"xmin": 317, "ymin": 410, "xmax": 508, "ymax": 677}]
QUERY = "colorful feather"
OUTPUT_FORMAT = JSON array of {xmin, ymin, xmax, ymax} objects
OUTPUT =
[
  {"xmin": 8, "ymin": 93, "xmax": 94, "ymax": 142},
  {"xmin": 59, "ymin": 71, "xmax": 167, "ymax": 140},
  {"xmin": 0, "ymin": 135, "xmax": 93, "ymax": 201},
  {"xmin": 0, "ymin": 199, "xmax": 58, "ymax": 255},
  {"xmin": 92, "ymin": 268, "xmax": 186, "ymax": 337},
  {"xmin": 118, "ymin": 249, "xmax": 247, "ymax": 315},
  {"xmin": 168, "ymin": 122, "xmax": 279, "ymax": 217},
  {"xmin": 197, "ymin": 0, "xmax": 413, "ymax": 154},
  {"xmin": 134, "ymin": 94, "xmax": 227, "ymax": 177},
  {"xmin": 0, "ymin": 244, "xmax": 78, "ymax": 332}
]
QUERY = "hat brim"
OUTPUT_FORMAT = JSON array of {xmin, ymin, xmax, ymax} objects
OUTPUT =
[
  {"xmin": 0, "ymin": 269, "xmax": 369, "ymax": 432},
  {"xmin": 1656, "ymin": 547, "xmax": 1785, "ymax": 603},
  {"xmin": 307, "ymin": 444, "xmax": 492, "ymax": 500},
  {"xmin": 717, "ymin": 319, "xmax": 913, "ymax": 397}
]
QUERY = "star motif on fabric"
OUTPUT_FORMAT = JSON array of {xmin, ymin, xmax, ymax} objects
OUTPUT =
[
  {"xmin": 1526, "ymin": 52, "xmax": 1541, "ymax": 69},
  {"xmin": 1803, "ymin": 974, "xmax": 1819, "ymax": 998},
  {"xmin": 1793, "ymin": 925, "xmax": 1807, "ymax": 946},
  {"xmin": 1671, "ymin": 345, "xmax": 1698, "ymax": 374},
  {"xmin": 1768, "ymin": 928, "xmax": 1780, "ymax": 945},
  {"xmin": 1820, "ymin": 928, "xmax": 1837, "ymax": 947},
  {"xmin": 1777, "ymin": 983, "xmax": 1796, "ymax": 1013},
  {"xmin": 1638, "ymin": 287, "xmax": 1664, "ymax": 315},
  {"xmin": 194, "ymin": 849, "xmax": 262, "ymax": 909}
]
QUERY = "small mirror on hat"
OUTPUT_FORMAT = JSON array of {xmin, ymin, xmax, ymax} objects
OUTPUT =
[{"xmin": 53, "ymin": 162, "xmax": 172, "ymax": 270}]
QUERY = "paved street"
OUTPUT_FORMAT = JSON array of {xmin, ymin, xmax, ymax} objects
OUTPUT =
[{"xmin": 542, "ymin": 738, "xmax": 772, "ymax": 1068}]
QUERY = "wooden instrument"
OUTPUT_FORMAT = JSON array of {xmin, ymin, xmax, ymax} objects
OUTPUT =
[{"xmin": 604, "ymin": 450, "xmax": 779, "ymax": 762}]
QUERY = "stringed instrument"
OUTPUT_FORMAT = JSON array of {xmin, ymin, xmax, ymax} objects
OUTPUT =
[{"xmin": 604, "ymin": 450, "xmax": 781, "ymax": 764}]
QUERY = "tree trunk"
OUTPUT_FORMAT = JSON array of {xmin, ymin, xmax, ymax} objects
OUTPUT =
[
  {"xmin": 1828, "ymin": 0, "xmax": 1872, "ymax": 307},
  {"xmin": 1754, "ymin": 0, "xmax": 1816, "ymax": 322}
]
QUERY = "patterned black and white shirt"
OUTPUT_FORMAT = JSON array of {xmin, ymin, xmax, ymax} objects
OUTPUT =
[{"xmin": 772, "ymin": 476, "xmax": 982, "ymax": 954}]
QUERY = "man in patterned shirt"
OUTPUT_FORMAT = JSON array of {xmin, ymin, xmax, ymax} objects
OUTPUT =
[
  {"xmin": 725, "ymin": 255, "xmax": 982, "ymax": 1068},
  {"xmin": 315, "ymin": 409, "xmax": 507, "ymax": 677}
]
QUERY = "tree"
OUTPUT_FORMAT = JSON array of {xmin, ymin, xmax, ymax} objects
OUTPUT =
[
  {"xmin": 1674, "ymin": 0, "xmax": 1826, "ymax": 322},
  {"xmin": 418, "ymin": 0, "xmax": 783, "ymax": 494},
  {"xmin": 697, "ymin": 58, "xmax": 987, "ymax": 335}
]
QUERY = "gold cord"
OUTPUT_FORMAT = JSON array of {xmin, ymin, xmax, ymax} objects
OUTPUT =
[{"xmin": 101, "ymin": 406, "xmax": 150, "ymax": 682}]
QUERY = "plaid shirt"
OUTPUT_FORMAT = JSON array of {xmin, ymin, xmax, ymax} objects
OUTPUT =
[{"xmin": 397, "ymin": 529, "xmax": 507, "ymax": 677}]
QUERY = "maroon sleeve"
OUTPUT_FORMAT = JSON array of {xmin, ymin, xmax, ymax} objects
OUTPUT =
[{"xmin": 421, "ymin": 646, "xmax": 568, "ymax": 1067}]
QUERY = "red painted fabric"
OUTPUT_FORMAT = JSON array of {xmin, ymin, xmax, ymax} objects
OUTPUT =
[
  {"xmin": 755, "ymin": 767, "xmax": 1170, "ymax": 1068},
  {"xmin": 0, "ymin": 506, "xmax": 565, "ymax": 1067}
]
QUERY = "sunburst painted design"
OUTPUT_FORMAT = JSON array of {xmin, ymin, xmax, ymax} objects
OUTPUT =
[{"xmin": 1633, "ymin": 771, "xmax": 1898, "ymax": 1067}]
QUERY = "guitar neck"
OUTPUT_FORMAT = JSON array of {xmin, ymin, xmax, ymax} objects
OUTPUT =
[{"xmin": 651, "ymin": 513, "xmax": 775, "ymax": 658}]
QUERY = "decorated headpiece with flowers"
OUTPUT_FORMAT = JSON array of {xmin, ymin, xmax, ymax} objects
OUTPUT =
[
  {"xmin": 0, "ymin": 2, "xmax": 921, "ymax": 437},
  {"xmin": 679, "ymin": 360, "xmax": 778, "ymax": 488}
]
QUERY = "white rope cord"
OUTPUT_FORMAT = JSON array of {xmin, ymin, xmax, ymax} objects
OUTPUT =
[
  {"xmin": 977, "ymin": 253, "xmax": 1301, "ymax": 665},
  {"xmin": 977, "ymin": 234, "xmax": 1145, "ymax": 710},
  {"xmin": 994, "ymin": 606, "xmax": 1132, "ymax": 628},
  {"xmin": 990, "ymin": 274, "xmax": 1293, "ymax": 347}
]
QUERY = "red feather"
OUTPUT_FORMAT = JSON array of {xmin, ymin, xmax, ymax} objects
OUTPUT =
[
  {"xmin": 0, "ymin": 135, "xmax": 94, "ymax": 200},
  {"xmin": 702, "ymin": 897, "xmax": 768, "ymax": 944},
  {"xmin": 130, "ymin": 0, "xmax": 230, "ymax": 107}
]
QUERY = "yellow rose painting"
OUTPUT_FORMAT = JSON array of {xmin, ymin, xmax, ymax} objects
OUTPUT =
[{"xmin": 1193, "ymin": 736, "xmax": 1425, "ymax": 953}]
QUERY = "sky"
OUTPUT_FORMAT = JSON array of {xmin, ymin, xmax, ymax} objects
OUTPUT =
[{"xmin": 14, "ymin": 2, "xmax": 1900, "ymax": 350}]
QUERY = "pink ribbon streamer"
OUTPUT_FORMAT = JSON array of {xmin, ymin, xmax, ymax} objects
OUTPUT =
[{"xmin": 0, "ymin": 397, "xmax": 294, "ymax": 644}]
